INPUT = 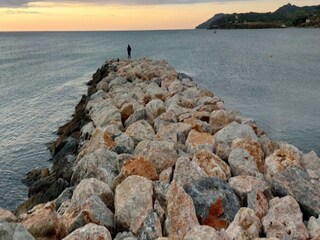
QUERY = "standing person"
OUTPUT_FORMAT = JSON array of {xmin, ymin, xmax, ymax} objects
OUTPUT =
[{"xmin": 127, "ymin": 44, "xmax": 132, "ymax": 59}]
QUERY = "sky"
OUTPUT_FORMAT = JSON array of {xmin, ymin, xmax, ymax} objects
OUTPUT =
[{"xmin": 0, "ymin": 0, "xmax": 319, "ymax": 31}]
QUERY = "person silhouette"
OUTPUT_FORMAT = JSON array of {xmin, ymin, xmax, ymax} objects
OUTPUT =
[{"xmin": 127, "ymin": 44, "xmax": 132, "ymax": 59}]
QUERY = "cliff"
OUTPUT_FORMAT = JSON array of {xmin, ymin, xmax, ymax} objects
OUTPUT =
[
  {"xmin": 1, "ymin": 59, "xmax": 320, "ymax": 239},
  {"xmin": 196, "ymin": 3, "xmax": 320, "ymax": 29}
]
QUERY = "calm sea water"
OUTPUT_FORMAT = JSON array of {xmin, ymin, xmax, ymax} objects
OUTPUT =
[{"xmin": 0, "ymin": 29, "xmax": 319, "ymax": 210}]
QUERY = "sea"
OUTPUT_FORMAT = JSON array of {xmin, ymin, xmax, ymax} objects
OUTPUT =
[{"xmin": 0, "ymin": 29, "xmax": 319, "ymax": 210}]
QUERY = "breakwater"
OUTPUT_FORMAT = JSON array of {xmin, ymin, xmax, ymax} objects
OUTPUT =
[{"xmin": 1, "ymin": 59, "xmax": 320, "ymax": 239}]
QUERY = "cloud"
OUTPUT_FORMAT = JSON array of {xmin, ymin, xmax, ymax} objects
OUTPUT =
[{"xmin": 0, "ymin": 0, "xmax": 248, "ymax": 8}]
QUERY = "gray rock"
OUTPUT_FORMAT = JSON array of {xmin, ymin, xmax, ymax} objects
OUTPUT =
[
  {"xmin": 114, "ymin": 231, "xmax": 137, "ymax": 240},
  {"xmin": 308, "ymin": 216, "xmax": 320, "ymax": 238},
  {"xmin": 184, "ymin": 225, "xmax": 222, "ymax": 240},
  {"xmin": 125, "ymin": 120, "xmax": 155, "ymax": 146},
  {"xmin": 214, "ymin": 122, "xmax": 257, "ymax": 147},
  {"xmin": 156, "ymin": 122, "xmax": 192, "ymax": 144},
  {"xmin": 71, "ymin": 148, "xmax": 118, "ymax": 186},
  {"xmin": 54, "ymin": 187, "xmax": 74, "ymax": 211},
  {"xmin": 72, "ymin": 178, "xmax": 114, "ymax": 209},
  {"xmin": 114, "ymin": 134, "xmax": 135, "ymax": 154},
  {"xmin": 271, "ymin": 166, "xmax": 320, "ymax": 218},
  {"xmin": 146, "ymin": 99, "xmax": 166, "ymax": 121},
  {"xmin": 173, "ymin": 156, "xmax": 207, "ymax": 187},
  {"xmin": 184, "ymin": 177, "xmax": 240, "ymax": 225},
  {"xmin": 228, "ymin": 148, "xmax": 263, "ymax": 178},
  {"xmin": 115, "ymin": 176, "xmax": 153, "ymax": 234},
  {"xmin": 138, "ymin": 212, "xmax": 162, "ymax": 240},
  {"xmin": 0, "ymin": 221, "xmax": 35, "ymax": 240},
  {"xmin": 109, "ymin": 77, "xmax": 128, "ymax": 89},
  {"xmin": 125, "ymin": 108, "xmax": 149, "ymax": 128}
]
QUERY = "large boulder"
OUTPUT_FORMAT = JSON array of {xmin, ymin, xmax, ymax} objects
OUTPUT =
[
  {"xmin": 271, "ymin": 166, "xmax": 320, "ymax": 217},
  {"xmin": 156, "ymin": 123, "xmax": 192, "ymax": 144},
  {"xmin": 125, "ymin": 120, "xmax": 155, "ymax": 146},
  {"xmin": 72, "ymin": 178, "xmax": 114, "ymax": 209},
  {"xmin": 165, "ymin": 181, "xmax": 199, "ymax": 240},
  {"xmin": 193, "ymin": 150, "xmax": 231, "ymax": 181},
  {"xmin": 228, "ymin": 148, "xmax": 263, "ymax": 178},
  {"xmin": 184, "ymin": 177, "xmax": 240, "ymax": 229},
  {"xmin": 209, "ymin": 110, "xmax": 237, "ymax": 134},
  {"xmin": 62, "ymin": 223, "xmax": 112, "ymax": 240},
  {"xmin": 146, "ymin": 99, "xmax": 166, "ymax": 121},
  {"xmin": 173, "ymin": 156, "xmax": 207, "ymax": 186},
  {"xmin": 71, "ymin": 148, "xmax": 118, "ymax": 186},
  {"xmin": 264, "ymin": 144, "xmax": 302, "ymax": 178},
  {"xmin": 134, "ymin": 140, "xmax": 178, "ymax": 173},
  {"xmin": 262, "ymin": 196, "xmax": 309, "ymax": 239},
  {"xmin": 0, "ymin": 209, "xmax": 16, "ymax": 222},
  {"xmin": 20, "ymin": 202, "xmax": 59, "ymax": 238},
  {"xmin": 115, "ymin": 176, "xmax": 153, "ymax": 234},
  {"xmin": 185, "ymin": 130, "xmax": 215, "ymax": 154}
]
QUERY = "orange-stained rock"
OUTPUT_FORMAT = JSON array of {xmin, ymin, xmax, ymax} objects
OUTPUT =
[
  {"xmin": 209, "ymin": 110, "xmax": 237, "ymax": 134},
  {"xmin": 120, "ymin": 103, "xmax": 134, "ymax": 122},
  {"xmin": 122, "ymin": 156, "xmax": 158, "ymax": 180},
  {"xmin": 186, "ymin": 129, "xmax": 215, "ymax": 154},
  {"xmin": 232, "ymin": 138, "xmax": 265, "ymax": 173},
  {"xmin": 264, "ymin": 143, "xmax": 302, "ymax": 178},
  {"xmin": 104, "ymin": 132, "xmax": 116, "ymax": 149},
  {"xmin": 183, "ymin": 117, "xmax": 212, "ymax": 134},
  {"xmin": 20, "ymin": 202, "xmax": 59, "ymax": 238},
  {"xmin": 201, "ymin": 198, "xmax": 228, "ymax": 230},
  {"xmin": 193, "ymin": 150, "xmax": 231, "ymax": 181},
  {"xmin": 247, "ymin": 190, "xmax": 269, "ymax": 219},
  {"xmin": 166, "ymin": 181, "xmax": 199, "ymax": 240},
  {"xmin": 0, "ymin": 208, "xmax": 17, "ymax": 222}
]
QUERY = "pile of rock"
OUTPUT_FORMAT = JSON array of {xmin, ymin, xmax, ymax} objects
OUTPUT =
[{"xmin": 1, "ymin": 59, "xmax": 320, "ymax": 240}]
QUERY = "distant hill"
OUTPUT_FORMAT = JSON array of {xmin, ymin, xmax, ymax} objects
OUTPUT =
[{"xmin": 196, "ymin": 3, "xmax": 320, "ymax": 29}]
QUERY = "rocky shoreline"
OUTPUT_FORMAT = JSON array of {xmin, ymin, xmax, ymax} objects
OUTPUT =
[{"xmin": 1, "ymin": 58, "xmax": 320, "ymax": 239}]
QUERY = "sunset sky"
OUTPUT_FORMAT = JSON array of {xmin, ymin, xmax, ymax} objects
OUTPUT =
[{"xmin": 0, "ymin": 0, "xmax": 319, "ymax": 31}]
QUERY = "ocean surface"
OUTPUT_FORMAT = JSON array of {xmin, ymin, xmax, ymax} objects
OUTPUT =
[{"xmin": 0, "ymin": 29, "xmax": 319, "ymax": 210}]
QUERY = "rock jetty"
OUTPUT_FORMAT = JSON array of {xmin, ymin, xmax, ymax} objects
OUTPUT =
[{"xmin": 1, "ymin": 58, "xmax": 320, "ymax": 239}]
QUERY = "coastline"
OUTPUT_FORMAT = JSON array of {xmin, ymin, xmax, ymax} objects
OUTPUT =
[{"xmin": 1, "ymin": 58, "xmax": 320, "ymax": 239}]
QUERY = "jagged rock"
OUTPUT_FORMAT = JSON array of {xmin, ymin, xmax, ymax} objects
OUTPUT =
[
  {"xmin": 185, "ymin": 129, "xmax": 215, "ymax": 154},
  {"xmin": 271, "ymin": 166, "xmax": 320, "ymax": 217},
  {"xmin": 134, "ymin": 140, "xmax": 178, "ymax": 173},
  {"xmin": 54, "ymin": 187, "xmax": 74, "ymax": 211},
  {"xmin": 247, "ymin": 190, "xmax": 269, "ymax": 219},
  {"xmin": 209, "ymin": 110, "xmax": 237, "ymax": 134},
  {"xmin": 125, "ymin": 108, "xmax": 149, "ymax": 128},
  {"xmin": 0, "ymin": 221, "xmax": 35, "ymax": 240},
  {"xmin": 146, "ymin": 99, "xmax": 166, "ymax": 120},
  {"xmin": 308, "ymin": 216, "xmax": 320, "ymax": 238},
  {"xmin": 166, "ymin": 181, "xmax": 199, "ymax": 240},
  {"xmin": 154, "ymin": 200, "xmax": 165, "ymax": 224},
  {"xmin": 154, "ymin": 111, "xmax": 178, "ymax": 133},
  {"xmin": 215, "ymin": 122, "xmax": 258, "ymax": 147},
  {"xmin": 109, "ymin": 76, "xmax": 128, "ymax": 89},
  {"xmin": 193, "ymin": 150, "xmax": 231, "ymax": 181},
  {"xmin": 72, "ymin": 178, "xmax": 114, "ymax": 209},
  {"xmin": 228, "ymin": 175, "xmax": 271, "ymax": 204},
  {"xmin": 138, "ymin": 212, "xmax": 162, "ymax": 240},
  {"xmin": 114, "ymin": 134, "xmax": 135, "ymax": 154},
  {"xmin": 156, "ymin": 123, "xmax": 192, "ymax": 144},
  {"xmin": 96, "ymin": 79, "xmax": 109, "ymax": 92},
  {"xmin": 115, "ymin": 176, "xmax": 153, "ymax": 234},
  {"xmin": 184, "ymin": 177, "xmax": 240, "ymax": 229},
  {"xmin": 232, "ymin": 138, "xmax": 264, "ymax": 173},
  {"xmin": 301, "ymin": 151, "xmax": 320, "ymax": 174},
  {"xmin": 173, "ymin": 156, "xmax": 207, "ymax": 186},
  {"xmin": 184, "ymin": 225, "xmax": 222, "ymax": 240},
  {"xmin": 228, "ymin": 148, "xmax": 263, "ymax": 178},
  {"xmin": 262, "ymin": 196, "xmax": 309, "ymax": 239},
  {"xmin": 71, "ymin": 148, "xmax": 118, "ymax": 186},
  {"xmin": 114, "ymin": 156, "xmax": 158, "ymax": 187},
  {"xmin": 226, "ymin": 208, "xmax": 261, "ymax": 239},
  {"xmin": 264, "ymin": 144, "xmax": 302, "ymax": 178},
  {"xmin": 20, "ymin": 202, "xmax": 59, "ymax": 238},
  {"xmin": 159, "ymin": 167, "xmax": 173, "ymax": 183},
  {"xmin": 77, "ymin": 128, "xmax": 107, "ymax": 159},
  {"xmin": 62, "ymin": 223, "xmax": 112, "ymax": 240},
  {"xmin": 53, "ymin": 137, "xmax": 77, "ymax": 163},
  {"xmin": 120, "ymin": 103, "xmax": 134, "ymax": 122},
  {"xmin": 0, "ymin": 209, "xmax": 16, "ymax": 222},
  {"xmin": 183, "ymin": 117, "xmax": 212, "ymax": 134},
  {"xmin": 125, "ymin": 120, "xmax": 155, "ymax": 146},
  {"xmin": 259, "ymin": 134, "xmax": 279, "ymax": 157},
  {"xmin": 154, "ymin": 181, "xmax": 170, "ymax": 210},
  {"xmin": 146, "ymin": 82, "xmax": 168, "ymax": 101},
  {"xmin": 215, "ymin": 143, "xmax": 231, "ymax": 161}
]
